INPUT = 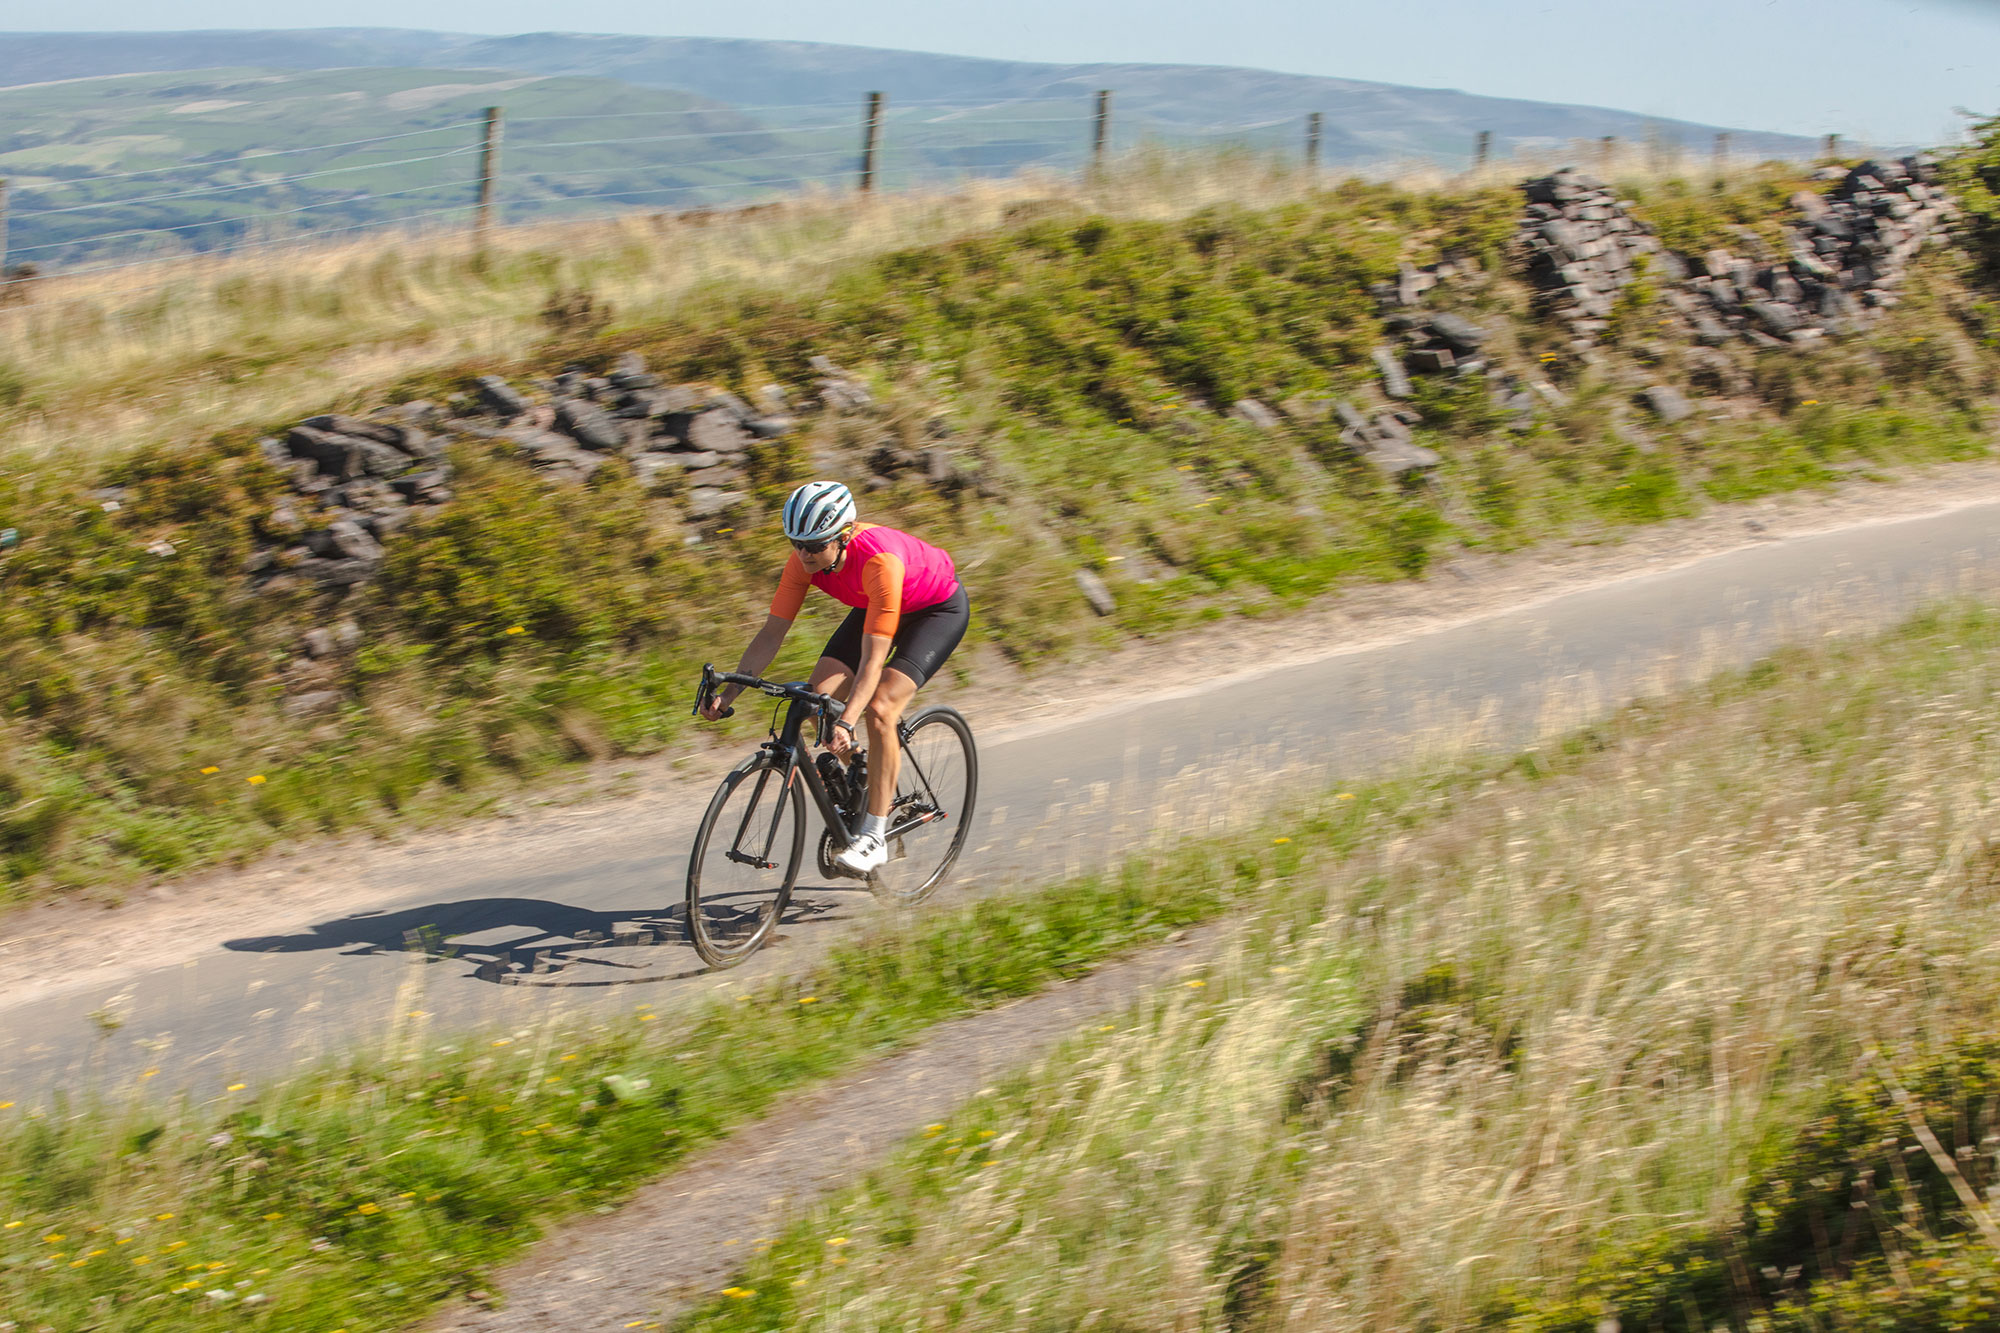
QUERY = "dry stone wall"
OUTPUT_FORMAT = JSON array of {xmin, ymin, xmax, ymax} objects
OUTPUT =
[{"xmin": 1518, "ymin": 156, "xmax": 1956, "ymax": 351}]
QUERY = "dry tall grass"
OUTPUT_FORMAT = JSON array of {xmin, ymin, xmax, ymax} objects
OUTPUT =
[
  {"xmin": 0, "ymin": 144, "xmax": 1822, "ymax": 473},
  {"xmin": 687, "ymin": 603, "xmax": 2000, "ymax": 1330},
  {"xmin": 0, "ymin": 149, "xmax": 1360, "ymax": 470}
]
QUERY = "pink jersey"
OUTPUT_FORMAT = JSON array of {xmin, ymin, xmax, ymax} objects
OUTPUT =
[{"xmin": 769, "ymin": 523, "xmax": 959, "ymax": 638}]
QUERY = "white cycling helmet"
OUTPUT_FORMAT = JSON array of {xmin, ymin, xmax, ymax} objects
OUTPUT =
[{"xmin": 782, "ymin": 480, "xmax": 857, "ymax": 544}]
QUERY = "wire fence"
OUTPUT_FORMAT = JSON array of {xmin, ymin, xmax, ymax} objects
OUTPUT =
[{"xmin": 0, "ymin": 88, "xmax": 1841, "ymax": 298}]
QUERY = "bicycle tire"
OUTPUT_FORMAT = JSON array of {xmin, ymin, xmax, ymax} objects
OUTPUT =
[
  {"xmin": 870, "ymin": 705, "xmax": 979, "ymax": 906},
  {"xmin": 685, "ymin": 752, "xmax": 807, "ymax": 968}
]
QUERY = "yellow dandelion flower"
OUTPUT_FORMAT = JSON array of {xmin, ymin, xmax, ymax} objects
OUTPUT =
[
  {"xmin": 638, "ymin": 1014, "xmax": 656, "ymax": 1021},
  {"xmin": 560, "ymin": 1053, "xmax": 577, "ymax": 1061},
  {"xmin": 44, "ymin": 1233, "xmax": 65, "ymax": 1243},
  {"xmin": 1336, "ymin": 792, "xmax": 1355, "ymax": 801},
  {"xmin": 827, "ymin": 1237, "xmax": 848, "ymax": 1246},
  {"xmin": 924, "ymin": 1124, "xmax": 944, "ymax": 1135},
  {"xmin": 3, "ymin": 1221, "xmax": 21, "ymax": 1229},
  {"xmin": 90, "ymin": 1248, "xmax": 106, "ymax": 1257},
  {"xmin": 1098, "ymin": 1024, "xmax": 1115, "ymax": 1031},
  {"xmin": 199, "ymin": 766, "xmax": 219, "ymax": 775},
  {"xmin": 133, "ymin": 1255, "xmax": 152, "ymax": 1265},
  {"xmin": 356, "ymin": 1203, "xmax": 380, "ymax": 1215},
  {"xmin": 262, "ymin": 1212, "xmax": 283, "ymax": 1221},
  {"xmin": 156, "ymin": 1214, "xmax": 175, "ymax": 1221},
  {"xmin": 1187, "ymin": 979, "xmax": 1206, "ymax": 988},
  {"xmin": 798, "ymin": 996, "xmax": 817, "ymax": 1004},
  {"xmin": 722, "ymin": 1286, "xmax": 755, "ymax": 1299},
  {"xmin": 1273, "ymin": 836, "xmax": 1291, "ymax": 844},
  {"xmin": 141, "ymin": 1069, "xmax": 158, "ymax": 1079},
  {"xmin": 506, "ymin": 625, "xmax": 526, "ymax": 635},
  {"xmin": 227, "ymin": 1083, "xmax": 246, "ymax": 1091},
  {"xmin": 492, "ymin": 1038, "xmax": 511, "ymax": 1046}
]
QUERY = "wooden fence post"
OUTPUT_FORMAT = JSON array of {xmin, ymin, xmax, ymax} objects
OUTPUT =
[
  {"xmin": 1474, "ymin": 130, "xmax": 1492, "ymax": 171},
  {"xmin": 1306, "ymin": 112, "xmax": 1323, "ymax": 170},
  {"xmin": 476, "ymin": 106, "xmax": 502, "ymax": 238},
  {"xmin": 1714, "ymin": 131, "xmax": 1730, "ymax": 185},
  {"xmin": 1598, "ymin": 135, "xmax": 1615, "ymax": 175},
  {"xmin": 1093, "ymin": 90, "xmax": 1112, "ymax": 172},
  {"xmin": 1824, "ymin": 132, "xmax": 1841, "ymax": 163},
  {"xmin": 860, "ymin": 91, "xmax": 884, "ymax": 193}
]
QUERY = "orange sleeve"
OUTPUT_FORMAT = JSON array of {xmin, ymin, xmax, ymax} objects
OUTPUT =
[
  {"xmin": 860, "ymin": 552, "xmax": 906, "ymax": 638},
  {"xmin": 768, "ymin": 551, "xmax": 811, "ymax": 621}
]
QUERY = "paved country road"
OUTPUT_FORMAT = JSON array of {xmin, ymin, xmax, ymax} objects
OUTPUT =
[{"xmin": 5, "ymin": 493, "xmax": 2000, "ymax": 1104}]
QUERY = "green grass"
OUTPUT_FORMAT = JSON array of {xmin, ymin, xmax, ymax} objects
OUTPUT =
[
  {"xmin": 3, "ymin": 164, "xmax": 1997, "ymax": 906},
  {"xmin": 672, "ymin": 600, "xmax": 2000, "ymax": 1333},
  {"xmin": 12, "ymin": 600, "xmax": 2000, "ymax": 1329}
]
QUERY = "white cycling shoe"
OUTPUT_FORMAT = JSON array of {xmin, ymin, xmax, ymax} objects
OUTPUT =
[{"xmin": 836, "ymin": 831, "xmax": 889, "ymax": 875}]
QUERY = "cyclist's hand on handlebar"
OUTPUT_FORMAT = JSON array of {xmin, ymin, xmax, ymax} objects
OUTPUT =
[
  {"xmin": 699, "ymin": 688, "xmax": 737, "ymax": 722},
  {"xmin": 825, "ymin": 717, "xmax": 855, "ymax": 760}
]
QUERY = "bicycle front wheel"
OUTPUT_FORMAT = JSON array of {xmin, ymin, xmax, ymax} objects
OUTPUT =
[
  {"xmin": 685, "ymin": 753, "xmax": 807, "ymax": 968},
  {"xmin": 871, "ymin": 706, "xmax": 978, "ymax": 906}
]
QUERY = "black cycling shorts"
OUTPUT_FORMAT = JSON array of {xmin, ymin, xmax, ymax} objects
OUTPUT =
[{"xmin": 819, "ymin": 584, "xmax": 970, "ymax": 688}]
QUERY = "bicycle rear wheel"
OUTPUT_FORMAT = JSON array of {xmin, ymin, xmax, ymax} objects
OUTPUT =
[
  {"xmin": 870, "ymin": 706, "xmax": 978, "ymax": 905},
  {"xmin": 685, "ymin": 752, "xmax": 807, "ymax": 968}
]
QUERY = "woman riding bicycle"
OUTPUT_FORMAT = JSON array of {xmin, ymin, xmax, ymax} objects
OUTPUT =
[{"xmin": 698, "ymin": 481, "xmax": 971, "ymax": 875}]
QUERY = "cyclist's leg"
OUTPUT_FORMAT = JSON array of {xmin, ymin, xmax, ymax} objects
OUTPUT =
[
  {"xmin": 861, "ymin": 668, "xmax": 921, "ymax": 816},
  {"xmin": 864, "ymin": 586, "xmax": 972, "ymax": 816}
]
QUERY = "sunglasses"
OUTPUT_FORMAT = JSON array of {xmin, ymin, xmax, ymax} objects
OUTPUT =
[{"xmin": 792, "ymin": 536, "xmax": 835, "ymax": 555}]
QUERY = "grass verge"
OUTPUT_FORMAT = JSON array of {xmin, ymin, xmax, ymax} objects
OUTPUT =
[
  {"xmin": 13, "ymin": 600, "xmax": 2000, "ymax": 1329},
  {"xmin": 6, "ymin": 152, "xmax": 1997, "ymax": 905},
  {"xmin": 674, "ymin": 598, "xmax": 2000, "ymax": 1333}
]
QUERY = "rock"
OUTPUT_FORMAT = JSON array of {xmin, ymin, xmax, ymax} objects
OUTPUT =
[
  {"xmin": 1749, "ymin": 301, "xmax": 1802, "ymax": 336},
  {"xmin": 391, "ymin": 468, "xmax": 454, "ymax": 503},
  {"xmin": 683, "ymin": 409, "xmax": 754, "ymax": 454},
  {"xmin": 1333, "ymin": 400, "xmax": 1370, "ymax": 432},
  {"xmin": 683, "ymin": 464, "xmax": 744, "ymax": 488},
  {"xmin": 1427, "ymin": 313, "xmax": 1489, "ymax": 354},
  {"xmin": 300, "ymin": 628, "xmax": 338, "ymax": 659},
  {"xmin": 1230, "ymin": 399, "xmax": 1281, "ymax": 430},
  {"xmin": 500, "ymin": 426, "xmax": 574, "ymax": 455},
  {"xmin": 265, "ymin": 503, "xmax": 305, "ymax": 538},
  {"xmin": 555, "ymin": 399, "xmax": 624, "ymax": 451},
  {"xmin": 286, "ymin": 425, "xmax": 362, "ymax": 478},
  {"xmin": 924, "ymin": 447, "xmax": 957, "ymax": 486},
  {"xmin": 356, "ymin": 440, "xmax": 412, "ymax": 479},
  {"xmin": 1530, "ymin": 380, "xmax": 1570, "ymax": 407},
  {"xmin": 1406, "ymin": 347, "xmax": 1455, "ymax": 374},
  {"xmin": 751, "ymin": 384, "xmax": 791, "ymax": 416},
  {"xmin": 745, "ymin": 415, "xmax": 795, "ymax": 439},
  {"xmin": 1074, "ymin": 569, "xmax": 1118, "ymax": 617},
  {"xmin": 258, "ymin": 437, "xmax": 291, "ymax": 468},
  {"xmin": 1364, "ymin": 439, "xmax": 1442, "ymax": 477},
  {"xmin": 1372, "ymin": 346, "xmax": 1413, "ymax": 400},
  {"xmin": 528, "ymin": 442, "xmax": 605, "ymax": 484},
  {"xmin": 298, "ymin": 556, "xmax": 380, "ymax": 589},
  {"xmin": 475, "ymin": 376, "xmax": 530, "ymax": 418},
  {"xmin": 301, "ymin": 414, "xmax": 401, "ymax": 447},
  {"xmin": 685, "ymin": 487, "xmax": 745, "ymax": 520},
  {"xmin": 1638, "ymin": 385, "xmax": 1694, "ymax": 424},
  {"xmin": 309, "ymin": 519, "xmax": 385, "ymax": 563},
  {"xmin": 283, "ymin": 690, "xmax": 342, "ymax": 719},
  {"xmin": 669, "ymin": 450, "xmax": 721, "ymax": 470}
]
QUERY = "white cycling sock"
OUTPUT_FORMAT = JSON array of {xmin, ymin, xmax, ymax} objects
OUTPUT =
[{"xmin": 860, "ymin": 812, "xmax": 889, "ymax": 841}]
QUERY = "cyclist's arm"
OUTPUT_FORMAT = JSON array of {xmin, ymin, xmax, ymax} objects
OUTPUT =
[
  {"xmin": 716, "ymin": 556, "xmax": 809, "ymax": 710},
  {"xmin": 842, "ymin": 553, "xmax": 905, "ymax": 727}
]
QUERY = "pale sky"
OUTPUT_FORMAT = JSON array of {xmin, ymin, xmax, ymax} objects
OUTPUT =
[{"xmin": 17, "ymin": 0, "xmax": 2000, "ymax": 145}]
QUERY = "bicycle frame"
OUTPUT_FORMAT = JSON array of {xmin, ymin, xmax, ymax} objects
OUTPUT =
[{"xmin": 696, "ymin": 666, "xmax": 953, "ymax": 869}]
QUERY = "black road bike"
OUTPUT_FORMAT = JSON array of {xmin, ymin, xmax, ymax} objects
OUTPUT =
[{"xmin": 685, "ymin": 665, "xmax": 979, "ymax": 968}]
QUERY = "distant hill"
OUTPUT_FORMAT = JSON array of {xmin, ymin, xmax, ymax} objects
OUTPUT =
[{"xmin": 0, "ymin": 29, "xmax": 1825, "ymax": 269}]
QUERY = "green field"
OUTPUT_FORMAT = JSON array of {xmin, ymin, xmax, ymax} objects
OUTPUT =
[{"xmin": 0, "ymin": 66, "xmax": 1117, "ymax": 267}]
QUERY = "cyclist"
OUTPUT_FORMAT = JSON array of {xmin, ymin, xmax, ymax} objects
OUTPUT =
[{"xmin": 699, "ymin": 481, "xmax": 970, "ymax": 874}]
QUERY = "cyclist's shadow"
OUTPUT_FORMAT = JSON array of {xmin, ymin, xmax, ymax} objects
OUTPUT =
[{"xmin": 222, "ymin": 885, "xmax": 866, "ymax": 985}]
